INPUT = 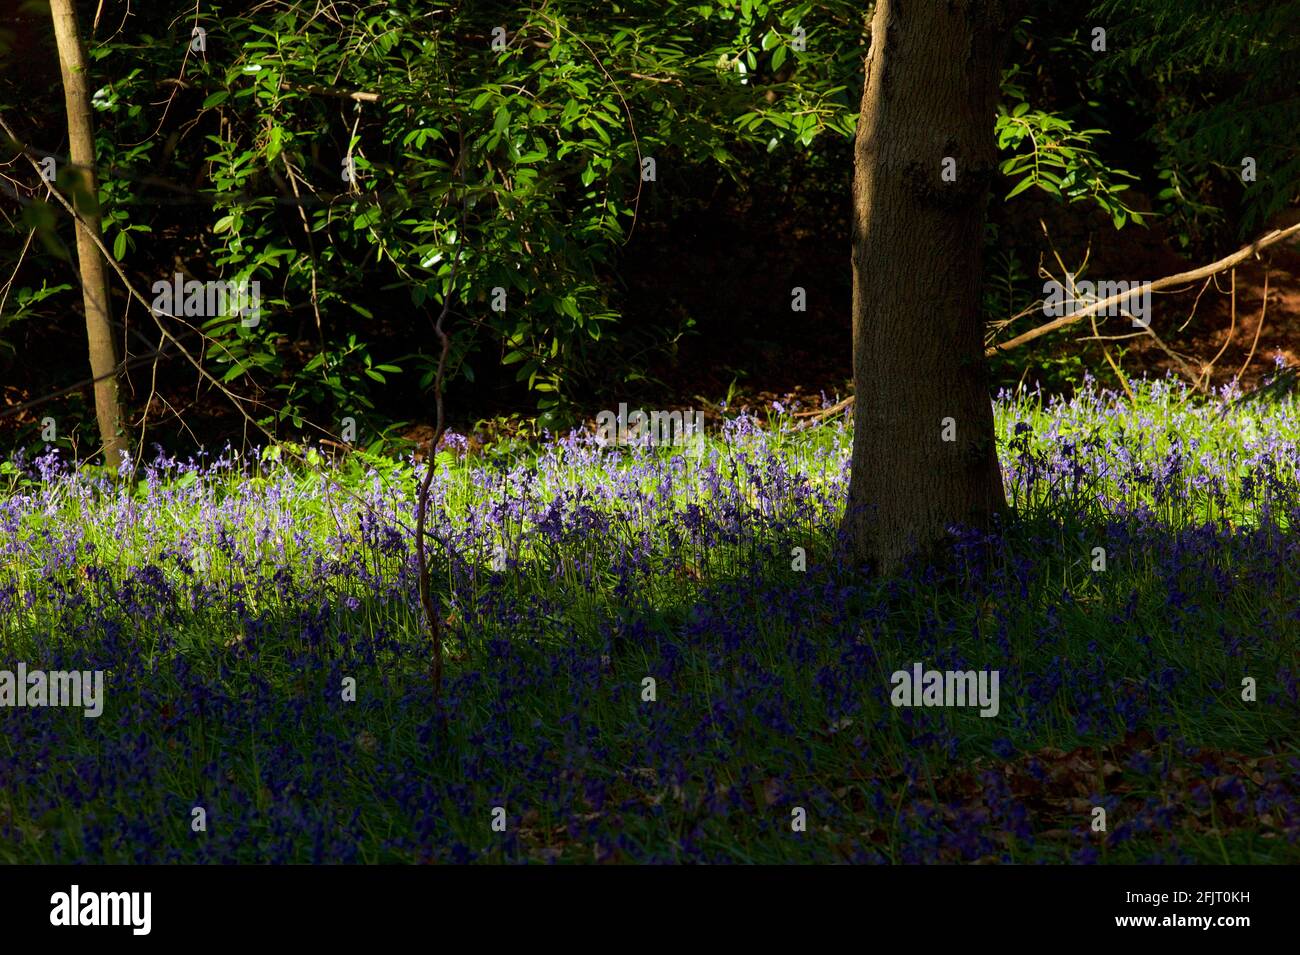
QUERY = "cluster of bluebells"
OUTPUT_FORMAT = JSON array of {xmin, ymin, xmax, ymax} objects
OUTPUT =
[{"xmin": 0, "ymin": 371, "xmax": 1297, "ymax": 862}]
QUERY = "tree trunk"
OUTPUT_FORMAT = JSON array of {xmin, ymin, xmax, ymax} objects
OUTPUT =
[
  {"xmin": 50, "ymin": 0, "xmax": 128, "ymax": 466},
  {"xmin": 842, "ymin": 0, "xmax": 1013, "ymax": 573}
]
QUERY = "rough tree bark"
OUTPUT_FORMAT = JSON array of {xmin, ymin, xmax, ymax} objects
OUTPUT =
[
  {"xmin": 50, "ymin": 0, "xmax": 128, "ymax": 465},
  {"xmin": 842, "ymin": 0, "xmax": 1016, "ymax": 574}
]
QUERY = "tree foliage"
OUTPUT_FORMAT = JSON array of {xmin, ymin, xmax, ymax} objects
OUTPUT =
[{"xmin": 0, "ymin": 0, "xmax": 1295, "ymax": 442}]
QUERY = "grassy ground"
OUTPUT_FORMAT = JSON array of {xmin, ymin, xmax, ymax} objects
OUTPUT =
[{"xmin": 1, "ymin": 371, "xmax": 1297, "ymax": 863}]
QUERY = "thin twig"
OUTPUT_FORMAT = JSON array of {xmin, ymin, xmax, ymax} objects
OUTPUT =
[
  {"xmin": 1199, "ymin": 267, "xmax": 1237, "ymax": 386},
  {"xmin": 1234, "ymin": 270, "xmax": 1270, "ymax": 383},
  {"xmin": 414, "ymin": 55, "xmax": 469, "ymax": 706}
]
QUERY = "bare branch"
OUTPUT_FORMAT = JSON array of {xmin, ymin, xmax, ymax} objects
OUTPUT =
[{"xmin": 986, "ymin": 221, "xmax": 1300, "ymax": 357}]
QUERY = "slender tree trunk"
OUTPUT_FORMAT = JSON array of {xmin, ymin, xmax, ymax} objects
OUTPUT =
[
  {"xmin": 841, "ymin": 0, "xmax": 1014, "ymax": 573},
  {"xmin": 50, "ymin": 0, "xmax": 128, "ymax": 466}
]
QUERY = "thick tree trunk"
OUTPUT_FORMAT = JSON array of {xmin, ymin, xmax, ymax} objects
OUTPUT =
[
  {"xmin": 50, "ymin": 0, "xmax": 128, "ymax": 466},
  {"xmin": 842, "ymin": 0, "xmax": 1013, "ymax": 573}
]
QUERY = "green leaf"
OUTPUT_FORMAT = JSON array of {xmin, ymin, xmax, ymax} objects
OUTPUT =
[
  {"xmin": 266, "ymin": 125, "xmax": 283, "ymax": 163},
  {"xmin": 1005, "ymin": 177, "xmax": 1035, "ymax": 200}
]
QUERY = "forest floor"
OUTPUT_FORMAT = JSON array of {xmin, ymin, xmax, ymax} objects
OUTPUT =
[{"xmin": 3, "ymin": 375, "xmax": 1297, "ymax": 862}]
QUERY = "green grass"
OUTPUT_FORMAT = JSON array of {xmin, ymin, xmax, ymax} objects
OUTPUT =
[{"xmin": 0, "ymin": 375, "xmax": 1297, "ymax": 862}]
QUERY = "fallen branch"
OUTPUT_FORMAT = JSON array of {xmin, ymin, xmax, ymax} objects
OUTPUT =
[
  {"xmin": 985, "ymin": 221, "xmax": 1300, "ymax": 357},
  {"xmin": 793, "ymin": 395, "xmax": 854, "ymax": 421}
]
